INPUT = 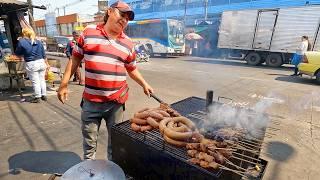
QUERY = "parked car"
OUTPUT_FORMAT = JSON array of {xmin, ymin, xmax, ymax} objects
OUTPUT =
[
  {"xmin": 46, "ymin": 36, "xmax": 69, "ymax": 53},
  {"xmin": 298, "ymin": 51, "xmax": 320, "ymax": 84}
]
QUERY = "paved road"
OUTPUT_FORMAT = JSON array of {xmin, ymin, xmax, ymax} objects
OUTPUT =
[{"xmin": 0, "ymin": 56, "xmax": 319, "ymax": 180}]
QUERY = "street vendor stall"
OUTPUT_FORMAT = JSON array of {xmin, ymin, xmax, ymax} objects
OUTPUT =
[{"xmin": 0, "ymin": 0, "xmax": 46, "ymax": 90}]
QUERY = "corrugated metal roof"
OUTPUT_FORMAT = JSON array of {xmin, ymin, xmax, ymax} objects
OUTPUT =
[{"xmin": 0, "ymin": 0, "xmax": 28, "ymax": 6}]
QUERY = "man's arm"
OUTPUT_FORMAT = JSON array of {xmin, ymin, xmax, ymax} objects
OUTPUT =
[
  {"xmin": 127, "ymin": 68, "xmax": 153, "ymax": 97},
  {"xmin": 65, "ymin": 42, "xmax": 71, "ymax": 58},
  {"xmin": 57, "ymin": 55, "xmax": 82, "ymax": 103}
]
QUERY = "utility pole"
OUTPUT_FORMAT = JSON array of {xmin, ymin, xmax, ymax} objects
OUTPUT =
[
  {"xmin": 204, "ymin": 0, "xmax": 208, "ymax": 21},
  {"xmin": 27, "ymin": 0, "xmax": 36, "ymax": 31},
  {"xmin": 184, "ymin": 0, "xmax": 187, "ymax": 25}
]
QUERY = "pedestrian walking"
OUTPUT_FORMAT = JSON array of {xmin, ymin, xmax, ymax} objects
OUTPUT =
[
  {"xmin": 57, "ymin": 1, "xmax": 154, "ymax": 160},
  {"xmin": 65, "ymin": 31, "xmax": 84, "ymax": 85},
  {"xmin": 15, "ymin": 28, "xmax": 50, "ymax": 103},
  {"xmin": 291, "ymin": 35, "xmax": 311, "ymax": 76}
]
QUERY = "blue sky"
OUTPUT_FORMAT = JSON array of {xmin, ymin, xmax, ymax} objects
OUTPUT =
[{"xmin": 27, "ymin": 0, "xmax": 101, "ymax": 20}]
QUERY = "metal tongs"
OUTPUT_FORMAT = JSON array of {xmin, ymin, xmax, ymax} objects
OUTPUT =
[{"xmin": 150, "ymin": 93, "xmax": 165, "ymax": 104}]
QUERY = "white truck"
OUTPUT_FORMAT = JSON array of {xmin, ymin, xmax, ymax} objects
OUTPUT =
[{"xmin": 217, "ymin": 6, "xmax": 320, "ymax": 67}]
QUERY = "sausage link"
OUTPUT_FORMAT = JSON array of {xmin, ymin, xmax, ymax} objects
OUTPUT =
[
  {"xmin": 138, "ymin": 107, "xmax": 150, "ymax": 113},
  {"xmin": 156, "ymin": 110, "xmax": 170, "ymax": 117},
  {"xmin": 171, "ymin": 117, "xmax": 196, "ymax": 130},
  {"xmin": 167, "ymin": 121, "xmax": 190, "ymax": 132},
  {"xmin": 146, "ymin": 117, "xmax": 159, "ymax": 128},
  {"xmin": 148, "ymin": 111, "xmax": 164, "ymax": 120},
  {"xmin": 130, "ymin": 117, "xmax": 148, "ymax": 125},
  {"xmin": 159, "ymin": 118, "xmax": 171, "ymax": 134},
  {"xmin": 140, "ymin": 125, "xmax": 153, "ymax": 132},
  {"xmin": 163, "ymin": 134, "xmax": 187, "ymax": 147},
  {"xmin": 134, "ymin": 111, "xmax": 149, "ymax": 119},
  {"xmin": 131, "ymin": 123, "xmax": 141, "ymax": 132},
  {"xmin": 164, "ymin": 127, "xmax": 193, "ymax": 141}
]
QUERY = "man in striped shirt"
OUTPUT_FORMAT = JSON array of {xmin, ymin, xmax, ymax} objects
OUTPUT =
[{"xmin": 57, "ymin": 1, "xmax": 153, "ymax": 160}]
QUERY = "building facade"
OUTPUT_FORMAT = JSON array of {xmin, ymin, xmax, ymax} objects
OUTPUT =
[{"xmin": 34, "ymin": 13, "xmax": 97, "ymax": 37}]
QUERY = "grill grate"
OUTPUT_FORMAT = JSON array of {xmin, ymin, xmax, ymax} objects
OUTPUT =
[{"xmin": 112, "ymin": 97, "xmax": 268, "ymax": 180}]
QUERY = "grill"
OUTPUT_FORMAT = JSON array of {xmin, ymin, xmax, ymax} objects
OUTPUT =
[{"xmin": 111, "ymin": 97, "xmax": 268, "ymax": 180}]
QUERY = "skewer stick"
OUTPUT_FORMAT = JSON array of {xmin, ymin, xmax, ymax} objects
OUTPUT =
[
  {"xmin": 231, "ymin": 156, "xmax": 260, "ymax": 166},
  {"xmin": 225, "ymin": 158, "xmax": 247, "ymax": 171},
  {"xmin": 219, "ymin": 165, "xmax": 247, "ymax": 177},
  {"xmin": 232, "ymin": 152, "xmax": 261, "ymax": 162}
]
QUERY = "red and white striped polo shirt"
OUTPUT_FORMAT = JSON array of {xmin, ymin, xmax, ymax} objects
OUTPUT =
[{"xmin": 72, "ymin": 24, "xmax": 136, "ymax": 103}]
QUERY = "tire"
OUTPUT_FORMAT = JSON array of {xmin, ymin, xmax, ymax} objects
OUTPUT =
[
  {"xmin": 245, "ymin": 52, "xmax": 262, "ymax": 66},
  {"xmin": 316, "ymin": 70, "xmax": 320, "ymax": 85},
  {"xmin": 266, "ymin": 53, "xmax": 283, "ymax": 67}
]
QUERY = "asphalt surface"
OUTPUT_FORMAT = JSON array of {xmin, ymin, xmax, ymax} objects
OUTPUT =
[{"xmin": 0, "ymin": 55, "xmax": 319, "ymax": 180}]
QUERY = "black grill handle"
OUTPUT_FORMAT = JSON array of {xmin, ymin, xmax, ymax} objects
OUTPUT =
[{"xmin": 150, "ymin": 93, "xmax": 164, "ymax": 104}]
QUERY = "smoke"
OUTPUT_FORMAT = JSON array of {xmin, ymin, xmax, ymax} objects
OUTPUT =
[
  {"xmin": 202, "ymin": 92, "xmax": 285, "ymax": 139},
  {"xmin": 291, "ymin": 91, "xmax": 320, "ymax": 113}
]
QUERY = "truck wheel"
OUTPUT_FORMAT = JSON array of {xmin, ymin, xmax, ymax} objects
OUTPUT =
[
  {"xmin": 266, "ymin": 53, "xmax": 283, "ymax": 67},
  {"xmin": 316, "ymin": 70, "xmax": 320, "ymax": 85},
  {"xmin": 245, "ymin": 52, "xmax": 261, "ymax": 66}
]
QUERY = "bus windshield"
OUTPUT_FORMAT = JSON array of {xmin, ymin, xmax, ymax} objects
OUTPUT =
[{"xmin": 168, "ymin": 20, "xmax": 184, "ymax": 46}]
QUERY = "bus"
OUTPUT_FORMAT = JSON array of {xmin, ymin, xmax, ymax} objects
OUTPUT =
[{"xmin": 125, "ymin": 19, "xmax": 185, "ymax": 57}]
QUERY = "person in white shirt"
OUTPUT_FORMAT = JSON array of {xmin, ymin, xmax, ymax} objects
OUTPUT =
[{"xmin": 291, "ymin": 36, "xmax": 311, "ymax": 76}]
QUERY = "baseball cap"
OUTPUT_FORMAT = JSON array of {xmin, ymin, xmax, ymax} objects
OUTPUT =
[
  {"xmin": 72, "ymin": 31, "xmax": 78, "ymax": 36},
  {"xmin": 110, "ymin": 1, "xmax": 134, "ymax": 21}
]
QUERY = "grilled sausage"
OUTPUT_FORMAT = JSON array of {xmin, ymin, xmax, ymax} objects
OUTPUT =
[
  {"xmin": 171, "ymin": 117, "xmax": 196, "ymax": 130},
  {"xmin": 130, "ymin": 117, "xmax": 148, "ymax": 125},
  {"xmin": 164, "ymin": 127, "xmax": 193, "ymax": 141},
  {"xmin": 167, "ymin": 121, "xmax": 190, "ymax": 132},
  {"xmin": 148, "ymin": 111, "xmax": 164, "ymax": 120},
  {"xmin": 146, "ymin": 117, "xmax": 159, "ymax": 128},
  {"xmin": 131, "ymin": 123, "xmax": 141, "ymax": 132},
  {"xmin": 140, "ymin": 125, "xmax": 153, "ymax": 132},
  {"xmin": 134, "ymin": 111, "xmax": 149, "ymax": 119},
  {"xmin": 138, "ymin": 107, "xmax": 150, "ymax": 113},
  {"xmin": 163, "ymin": 134, "xmax": 187, "ymax": 147},
  {"xmin": 156, "ymin": 110, "xmax": 170, "ymax": 117},
  {"xmin": 159, "ymin": 118, "xmax": 171, "ymax": 134}
]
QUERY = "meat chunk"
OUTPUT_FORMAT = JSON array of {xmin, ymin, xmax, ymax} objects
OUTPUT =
[
  {"xmin": 188, "ymin": 158, "xmax": 200, "ymax": 165},
  {"xmin": 187, "ymin": 150, "xmax": 199, "ymax": 158}
]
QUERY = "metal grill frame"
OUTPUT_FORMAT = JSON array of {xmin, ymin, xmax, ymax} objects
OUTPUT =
[{"xmin": 111, "ymin": 97, "xmax": 268, "ymax": 180}]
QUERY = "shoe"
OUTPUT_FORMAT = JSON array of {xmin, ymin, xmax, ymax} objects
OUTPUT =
[
  {"xmin": 290, "ymin": 74, "xmax": 298, "ymax": 76},
  {"xmin": 41, "ymin": 96, "xmax": 47, "ymax": 101},
  {"xmin": 30, "ymin": 98, "xmax": 40, "ymax": 103}
]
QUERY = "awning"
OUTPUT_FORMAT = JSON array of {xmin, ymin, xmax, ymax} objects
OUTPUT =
[{"xmin": 0, "ymin": 0, "xmax": 46, "ymax": 13}]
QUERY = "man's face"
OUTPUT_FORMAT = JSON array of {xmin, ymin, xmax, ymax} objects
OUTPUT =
[
  {"xmin": 73, "ymin": 34, "xmax": 79, "ymax": 40},
  {"xmin": 107, "ymin": 8, "xmax": 130, "ymax": 33}
]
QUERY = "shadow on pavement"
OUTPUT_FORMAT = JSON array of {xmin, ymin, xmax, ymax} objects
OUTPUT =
[
  {"xmin": 265, "ymin": 141, "xmax": 295, "ymax": 180},
  {"xmin": 183, "ymin": 58, "xmax": 293, "ymax": 71},
  {"xmin": 275, "ymin": 76, "xmax": 318, "ymax": 85},
  {"xmin": 8, "ymin": 151, "xmax": 81, "ymax": 175}
]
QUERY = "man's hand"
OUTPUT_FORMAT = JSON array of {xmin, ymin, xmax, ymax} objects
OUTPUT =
[
  {"xmin": 57, "ymin": 85, "xmax": 68, "ymax": 104},
  {"xmin": 143, "ymin": 83, "xmax": 154, "ymax": 97}
]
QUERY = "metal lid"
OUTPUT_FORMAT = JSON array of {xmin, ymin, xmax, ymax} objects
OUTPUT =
[{"xmin": 61, "ymin": 160, "xmax": 125, "ymax": 180}]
